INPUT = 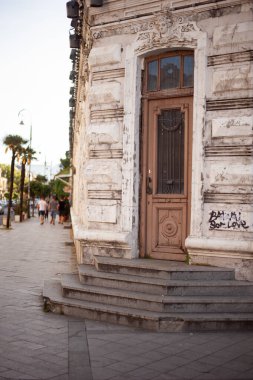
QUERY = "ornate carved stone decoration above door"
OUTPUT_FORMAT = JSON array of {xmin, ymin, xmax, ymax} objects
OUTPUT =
[
  {"xmin": 135, "ymin": 13, "xmax": 199, "ymax": 53},
  {"xmin": 92, "ymin": 10, "xmax": 200, "ymax": 52}
]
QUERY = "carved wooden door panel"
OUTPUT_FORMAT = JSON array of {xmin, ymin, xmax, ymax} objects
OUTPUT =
[{"xmin": 146, "ymin": 97, "xmax": 193, "ymax": 261}]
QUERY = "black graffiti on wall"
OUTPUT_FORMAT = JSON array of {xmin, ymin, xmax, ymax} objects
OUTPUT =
[{"xmin": 208, "ymin": 211, "xmax": 249, "ymax": 230}]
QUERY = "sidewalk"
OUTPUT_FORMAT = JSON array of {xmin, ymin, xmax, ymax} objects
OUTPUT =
[{"xmin": 0, "ymin": 217, "xmax": 253, "ymax": 380}]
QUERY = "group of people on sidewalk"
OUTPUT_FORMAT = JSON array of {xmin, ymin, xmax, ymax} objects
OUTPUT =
[{"xmin": 37, "ymin": 195, "xmax": 70, "ymax": 225}]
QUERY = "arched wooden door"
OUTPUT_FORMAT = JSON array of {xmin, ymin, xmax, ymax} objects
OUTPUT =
[{"xmin": 140, "ymin": 51, "xmax": 194, "ymax": 261}]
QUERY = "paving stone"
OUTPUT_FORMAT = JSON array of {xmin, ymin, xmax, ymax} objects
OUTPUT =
[
  {"xmin": 107, "ymin": 361, "xmax": 140, "ymax": 373},
  {"xmin": 146, "ymin": 357, "xmax": 182, "ymax": 372},
  {"xmin": 121, "ymin": 354, "xmax": 156, "ymax": 366},
  {"xmin": 156, "ymin": 344, "xmax": 185, "ymax": 355},
  {"xmin": 96, "ymin": 350, "xmax": 129, "ymax": 362},
  {"xmin": 0, "ymin": 367, "xmax": 9, "ymax": 373},
  {"xmin": 35, "ymin": 353, "xmax": 67, "ymax": 367},
  {"xmin": 0, "ymin": 369, "xmax": 35, "ymax": 379},
  {"xmin": 91, "ymin": 367, "xmax": 121, "ymax": 380},
  {"xmin": 186, "ymin": 359, "xmax": 219, "ymax": 373},
  {"xmin": 48, "ymin": 375, "xmax": 69, "ymax": 380},
  {"xmin": 198, "ymin": 354, "xmax": 233, "ymax": 366},
  {"xmin": 10, "ymin": 341, "xmax": 46, "ymax": 350},
  {"xmin": 141, "ymin": 350, "xmax": 168, "ymax": 361},
  {"xmin": 205, "ymin": 366, "xmax": 242, "ymax": 380},
  {"xmin": 69, "ymin": 366, "xmax": 92, "ymax": 380},
  {"xmin": 90, "ymin": 356, "xmax": 118, "ymax": 368},
  {"xmin": 127, "ymin": 366, "xmax": 160, "ymax": 379},
  {"xmin": 179, "ymin": 349, "xmax": 211, "ymax": 361},
  {"xmin": 103, "ymin": 375, "xmax": 140, "ymax": 380},
  {"xmin": 168, "ymin": 365, "xmax": 206, "ymax": 379},
  {"xmin": 68, "ymin": 321, "xmax": 92, "ymax": 379},
  {"xmin": 151, "ymin": 374, "xmax": 182, "ymax": 380},
  {"xmin": 223, "ymin": 358, "xmax": 253, "ymax": 372},
  {"xmin": 241, "ymin": 369, "xmax": 253, "ymax": 379}
]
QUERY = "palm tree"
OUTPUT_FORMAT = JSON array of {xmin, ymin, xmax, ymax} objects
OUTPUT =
[
  {"xmin": 3, "ymin": 135, "xmax": 28, "ymax": 228},
  {"xmin": 19, "ymin": 147, "xmax": 36, "ymax": 221}
]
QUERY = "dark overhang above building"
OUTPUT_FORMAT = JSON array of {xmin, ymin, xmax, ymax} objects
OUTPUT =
[
  {"xmin": 66, "ymin": 0, "xmax": 79, "ymax": 18},
  {"xmin": 90, "ymin": 0, "xmax": 103, "ymax": 7}
]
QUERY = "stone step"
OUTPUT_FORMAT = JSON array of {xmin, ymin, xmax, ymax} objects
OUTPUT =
[
  {"xmin": 61, "ymin": 274, "xmax": 253, "ymax": 313},
  {"xmin": 43, "ymin": 279, "xmax": 253, "ymax": 332},
  {"xmin": 65, "ymin": 241, "xmax": 74, "ymax": 246},
  {"xmin": 79, "ymin": 264, "xmax": 253, "ymax": 296},
  {"xmin": 62, "ymin": 274, "xmax": 162, "ymax": 312},
  {"xmin": 63, "ymin": 223, "xmax": 72, "ymax": 229},
  {"xmin": 94, "ymin": 256, "xmax": 235, "ymax": 281}
]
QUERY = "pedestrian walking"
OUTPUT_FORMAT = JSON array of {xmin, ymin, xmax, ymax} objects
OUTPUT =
[
  {"xmin": 37, "ymin": 196, "xmax": 47, "ymax": 225},
  {"xmin": 58, "ymin": 196, "xmax": 66, "ymax": 224},
  {"xmin": 44, "ymin": 198, "xmax": 49, "ymax": 222},
  {"xmin": 49, "ymin": 195, "xmax": 58, "ymax": 225},
  {"xmin": 64, "ymin": 196, "xmax": 70, "ymax": 222}
]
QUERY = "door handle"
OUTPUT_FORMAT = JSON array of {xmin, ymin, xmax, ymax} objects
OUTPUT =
[{"xmin": 146, "ymin": 176, "xmax": 152, "ymax": 194}]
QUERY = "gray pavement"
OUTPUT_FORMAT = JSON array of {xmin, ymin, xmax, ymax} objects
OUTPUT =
[{"xmin": 0, "ymin": 217, "xmax": 253, "ymax": 380}]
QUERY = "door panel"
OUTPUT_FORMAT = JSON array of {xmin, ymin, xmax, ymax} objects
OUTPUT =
[
  {"xmin": 145, "ymin": 97, "xmax": 192, "ymax": 261},
  {"xmin": 151, "ymin": 202, "xmax": 187, "ymax": 260}
]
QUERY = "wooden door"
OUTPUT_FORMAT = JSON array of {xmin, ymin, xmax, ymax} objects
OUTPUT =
[{"xmin": 144, "ymin": 97, "xmax": 193, "ymax": 261}]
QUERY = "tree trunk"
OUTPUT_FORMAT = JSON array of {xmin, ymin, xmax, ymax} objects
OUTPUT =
[
  {"xmin": 7, "ymin": 154, "xmax": 15, "ymax": 228},
  {"xmin": 32, "ymin": 197, "xmax": 35, "ymax": 217},
  {"xmin": 19, "ymin": 162, "xmax": 26, "ymax": 222}
]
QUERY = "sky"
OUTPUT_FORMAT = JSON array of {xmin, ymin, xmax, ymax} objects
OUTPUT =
[{"xmin": 0, "ymin": 0, "xmax": 72, "ymax": 170}]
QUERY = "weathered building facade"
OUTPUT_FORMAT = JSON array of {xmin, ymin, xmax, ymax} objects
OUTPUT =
[{"xmin": 69, "ymin": 0, "xmax": 253, "ymax": 280}]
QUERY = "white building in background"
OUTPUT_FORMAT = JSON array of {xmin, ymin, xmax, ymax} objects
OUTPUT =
[
  {"xmin": 68, "ymin": 0, "xmax": 253, "ymax": 280},
  {"xmin": 30, "ymin": 164, "xmax": 60, "ymax": 181},
  {"xmin": 0, "ymin": 168, "xmax": 7, "ymax": 199}
]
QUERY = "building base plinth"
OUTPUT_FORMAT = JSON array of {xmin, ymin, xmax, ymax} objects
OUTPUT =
[
  {"xmin": 186, "ymin": 236, "xmax": 253, "ymax": 281},
  {"xmin": 71, "ymin": 210, "xmax": 135, "ymax": 264}
]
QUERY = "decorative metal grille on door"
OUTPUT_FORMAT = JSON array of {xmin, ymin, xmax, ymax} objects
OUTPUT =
[{"xmin": 157, "ymin": 109, "xmax": 184, "ymax": 194}]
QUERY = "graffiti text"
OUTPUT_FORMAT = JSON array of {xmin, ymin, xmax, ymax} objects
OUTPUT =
[{"xmin": 208, "ymin": 211, "xmax": 249, "ymax": 231}]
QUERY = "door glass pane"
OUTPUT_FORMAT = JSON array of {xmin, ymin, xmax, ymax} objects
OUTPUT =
[
  {"xmin": 157, "ymin": 109, "xmax": 184, "ymax": 194},
  {"xmin": 147, "ymin": 60, "xmax": 158, "ymax": 91},
  {"xmin": 160, "ymin": 56, "xmax": 180, "ymax": 89},
  {"xmin": 183, "ymin": 55, "xmax": 194, "ymax": 87}
]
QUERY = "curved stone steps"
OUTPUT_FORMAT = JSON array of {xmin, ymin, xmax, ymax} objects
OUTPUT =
[
  {"xmin": 61, "ymin": 273, "xmax": 253, "ymax": 313},
  {"xmin": 43, "ymin": 279, "xmax": 253, "ymax": 332},
  {"xmin": 94, "ymin": 256, "xmax": 235, "ymax": 280},
  {"xmin": 79, "ymin": 264, "xmax": 253, "ymax": 296}
]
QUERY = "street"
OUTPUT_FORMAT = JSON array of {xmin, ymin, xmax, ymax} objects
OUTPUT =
[{"xmin": 0, "ymin": 217, "xmax": 253, "ymax": 380}]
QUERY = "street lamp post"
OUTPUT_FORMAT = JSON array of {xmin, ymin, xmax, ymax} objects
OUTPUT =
[{"xmin": 18, "ymin": 109, "xmax": 32, "ymax": 219}]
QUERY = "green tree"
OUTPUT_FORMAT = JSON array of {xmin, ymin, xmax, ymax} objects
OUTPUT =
[
  {"xmin": 52, "ymin": 150, "xmax": 71, "ymax": 199},
  {"xmin": 3, "ymin": 135, "xmax": 28, "ymax": 228},
  {"xmin": 49, "ymin": 179, "xmax": 66, "ymax": 199},
  {"xmin": 36, "ymin": 174, "xmax": 48, "ymax": 183},
  {"xmin": 41, "ymin": 183, "xmax": 51, "ymax": 198},
  {"xmin": 30, "ymin": 180, "xmax": 43, "ymax": 211},
  {"xmin": 60, "ymin": 150, "xmax": 70, "ymax": 171}
]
